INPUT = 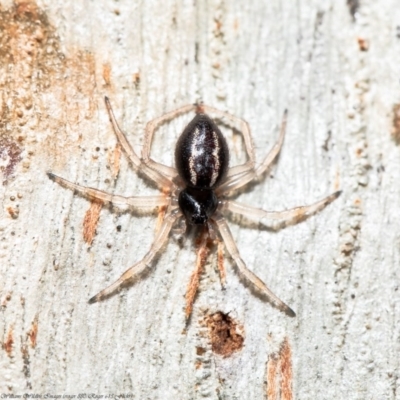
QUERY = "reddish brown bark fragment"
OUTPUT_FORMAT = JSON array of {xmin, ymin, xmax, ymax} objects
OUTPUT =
[
  {"xmin": 27, "ymin": 318, "xmax": 38, "ymax": 348},
  {"xmin": 392, "ymin": 104, "xmax": 400, "ymax": 144},
  {"xmin": 185, "ymin": 229, "xmax": 210, "ymax": 319},
  {"xmin": 206, "ymin": 311, "xmax": 244, "ymax": 357},
  {"xmin": 3, "ymin": 326, "xmax": 14, "ymax": 356},
  {"xmin": 265, "ymin": 337, "xmax": 293, "ymax": 400},
  {"xmin": 83, "ymin": 201, "xmax": 103, "ymax": 245}
]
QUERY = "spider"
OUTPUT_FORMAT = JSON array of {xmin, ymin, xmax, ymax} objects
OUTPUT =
[{"xmin": 48, "ymin": 98, "xmax": 340, "ymax": 318}]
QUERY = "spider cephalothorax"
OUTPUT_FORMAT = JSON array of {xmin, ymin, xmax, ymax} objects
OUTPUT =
[{"xmin": 48, "ymin": 98, "xmax": 340, "ymax": 318}]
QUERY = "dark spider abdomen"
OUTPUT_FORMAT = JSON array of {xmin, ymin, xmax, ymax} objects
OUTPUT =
[
  {"xmin": 175, "ymin": 113, "xmax": 229, "ymax": 225},
  {"xmin": 175, "ymin": 114, "xmax": 229, "ymax": 189}
]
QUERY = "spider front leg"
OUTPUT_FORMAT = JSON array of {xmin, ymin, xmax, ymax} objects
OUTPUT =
[
  {"xmin": 212, "ymin": 212, "xmax": 296, "ymax": 317},
  {"xmin": 220, "ymin": 190, "xmax": 341, "ymax": 230},
  {"xmin": 142, "ymin": 102, "xmax": 255, "ymax": 186},
  {"xmin": 200, "ymin": 104, "xmax": 256, "ymax": 177},
  {"xmin": 47, "ymin": 172, "xmax": 168, "ymax": 211},
  {"xmin": 89, "ymin": 208, "xmax": 181, "ymax": 303},
  {"xmin": 105, "ymin": 97, "xmax": 175, "ymax": 190},
  {"xmin": 216, "ymin": 110, "xmax": 287, "ymax": 195},
  {"xmin": 142, "ymin": 103, "xmax": 197, "ymax": 182}
]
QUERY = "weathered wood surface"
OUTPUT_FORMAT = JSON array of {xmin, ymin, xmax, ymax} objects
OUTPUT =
[{"xmin": 1, "ymin": 0, "xmax": 400, "ymax": 398}]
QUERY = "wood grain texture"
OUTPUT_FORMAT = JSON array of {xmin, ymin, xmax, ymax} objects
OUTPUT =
[{"xmin": 1, "ymin": 0, "xmax": 399, "ymax": 398}]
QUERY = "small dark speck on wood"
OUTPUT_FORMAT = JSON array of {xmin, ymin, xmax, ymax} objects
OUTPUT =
[{"xmin": 347, "ymin": 0, "xmax": 360, "ymax": 21}]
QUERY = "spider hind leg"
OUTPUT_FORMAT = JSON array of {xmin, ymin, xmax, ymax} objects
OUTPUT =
[
  {"xmin": 89, "ymin": 209, "xmax": 180, "ymax": 303},
  {"xmin": 221, "ymin": 191, "xmax": 341, "ymax": 230},
  {"xmin": 212, "ymin": 212, "xmax": 296, "ymax": 317},
  {"xmin": 47, "ymin": 172, "xmax": 168, "ymax": 211}
]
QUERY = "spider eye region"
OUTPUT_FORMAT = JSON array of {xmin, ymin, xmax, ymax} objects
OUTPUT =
[
  {"xmin": 175, "ymin": 113, "xmax": 229, "ymax": 189},
  {"xmin": 178, "ymin": 187, "xmax": 218, "ymax": 225}
]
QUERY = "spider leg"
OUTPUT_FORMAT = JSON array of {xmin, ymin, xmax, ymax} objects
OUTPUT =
[
  {"xmin": 216, "ymin": 110, "xmax": 287, "ymax": 195},
  {"xmin": 201, "ymin": 104, "xmax": 256, "ymax": 177},
  {"xmin": 48, "ymin": 172, "xmax": 168, "ymax": 211},
  {"xmin": 142, "ymin": 104, "xmax": 197, "ymax": 181},
  {"xmin": 206, "ymin": 221, "xmax": 226, "ymax": 288},
  {"xmin": 89, "ymin": 208, "xmax": 181, "ymax": 303},
  {"xmin": 212, "ymin": 212, "xmax": 295, "ymax": 317},
  {"xmin": 254, "ymin": 109, "xmax": 287, "ymax": 176},
  {"xmin": 104, "ymin": 97, "xmax": 174, "ymax": 190},
  {"xmin": 221, "ymin": 191, "xmax": 341, "ymax": 230}
]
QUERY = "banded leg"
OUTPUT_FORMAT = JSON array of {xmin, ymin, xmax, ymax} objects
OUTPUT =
[
  {"xmin": 216, "ymin": 110, "xmax": 288, "ymax": 195},
  {"xmin": 47, "ymin": 172, "xmax": 168, "ymax": 211},
  {"xmin": 221, "ymin": 191, "xmax": 341, "ymax": 230},
  {"xmin": 105, "ymin": 97, "xmax": 174, "ymax": 190},
  {"xmin": 89, "ymin": 208, "xmax": 181, "ymax": 303},
  {"xmin": 212, "ymin": 213, "xmax": 295, "ymax": 317}
]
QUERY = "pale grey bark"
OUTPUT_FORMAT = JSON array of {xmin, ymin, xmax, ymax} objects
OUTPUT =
[{"xmin": 1, "ymin": 0, "xmax": 400, "ymax": 399}]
